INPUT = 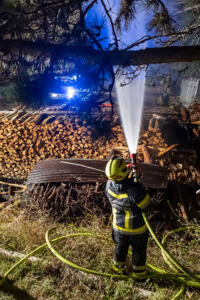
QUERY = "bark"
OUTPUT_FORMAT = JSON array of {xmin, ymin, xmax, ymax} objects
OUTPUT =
[
  {"xmin": 110, "ymin": 46, "xmax": 200, "ymax": 65},
  {"xmin": 1, "ymin": 39, "xmax": 200, "ymax": 66}
]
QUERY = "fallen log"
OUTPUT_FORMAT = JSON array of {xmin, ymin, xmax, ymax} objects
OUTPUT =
[
  {"xmin": 0, "ymin": 247, "xmax": 41, "ymax": 262},
  {"xmin": 157, "ymin": 144, "xmax": 178, "ymax": 157}
]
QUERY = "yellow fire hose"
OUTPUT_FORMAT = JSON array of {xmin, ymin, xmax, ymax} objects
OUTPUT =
[{"xmin": 0, "ymin": 213, "xmax": 200, "ymax": 300}]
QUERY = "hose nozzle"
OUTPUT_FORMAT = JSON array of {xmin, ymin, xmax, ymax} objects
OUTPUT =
[
  {"xmin": 130, "ymin": 153, "xmax": 137, "ymax": 166},
  {"xmin": 127, "ymin": 153, "xmax": 137, "ymax": 181}
]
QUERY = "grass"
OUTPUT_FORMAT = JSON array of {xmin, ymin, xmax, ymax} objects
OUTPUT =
[{"xmin": 0, "ymin": 202, "xmax": 200, "ymax": 300}]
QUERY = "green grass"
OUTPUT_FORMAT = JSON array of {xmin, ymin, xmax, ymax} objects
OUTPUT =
[{"xmin": 0, "ymin": 204, "xmax": 200, "ymax": 300}]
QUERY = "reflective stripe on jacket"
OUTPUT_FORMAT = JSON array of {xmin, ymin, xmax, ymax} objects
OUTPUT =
[{"xmin": 106, "ymin": 178, "xmax": 151, "ymax": 235}]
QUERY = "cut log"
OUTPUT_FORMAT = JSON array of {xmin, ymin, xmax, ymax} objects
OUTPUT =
[
  {"xmin": 192, "ymin": 121, "xmax": 200, "ymax": 125},
  {"xmin": 157, "ymin": 144, "xmax": 178, "ymax": 157},
  {"xmin": 141, "ymin": 144, "xmax": 152, "ymax": 164}
]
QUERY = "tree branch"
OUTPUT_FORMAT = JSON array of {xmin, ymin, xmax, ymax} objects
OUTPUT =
[
  {"xmin": 84, "ymin": 27, "xmax": 103, "ymax": 50},
  {"xmin": 83, "ymin": 0, "xmax": 97, "ymax": 16},
  {"xmin": 100, "ymin": 0, "xmax": 119, "ymax": 49},
  {"xmin": 123, "ymin": 24, "xmax": 200, "ymax": 50}
]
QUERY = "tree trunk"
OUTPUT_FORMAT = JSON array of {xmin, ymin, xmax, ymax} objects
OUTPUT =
[{"xmin": 0, "ymin": 39, "xmax": 200, "ymax": 66}]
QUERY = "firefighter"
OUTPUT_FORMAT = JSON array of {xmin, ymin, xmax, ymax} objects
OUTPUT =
[{"xmin": 105, "ymin": 155, "xmax": 151, "ymax": 277}]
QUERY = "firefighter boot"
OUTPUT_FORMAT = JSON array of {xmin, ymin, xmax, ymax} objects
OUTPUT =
[
  {"xmin": 131, "ymin": 270, "xmax": 147, "ymax": 280},
  {"xmin": 112, "ymin": 263, "xmax": 129, "ymax": 275}
]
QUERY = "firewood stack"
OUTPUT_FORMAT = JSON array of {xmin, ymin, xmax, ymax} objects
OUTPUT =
[
  {"xmin": 0, "ymin": 111, "xmax": 128, "ymax": 179},
  {"xmin": 0, "ymin": 108, "xmax": 199, "ymax": 187},
  {"xmin": 137, "ymin": 122, "xmax": 200, "ymax": 186}
]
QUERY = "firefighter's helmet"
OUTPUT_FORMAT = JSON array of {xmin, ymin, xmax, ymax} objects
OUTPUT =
[{"xmin": 105, "ymin": 156, "xmax": 128, "ymax": 181}]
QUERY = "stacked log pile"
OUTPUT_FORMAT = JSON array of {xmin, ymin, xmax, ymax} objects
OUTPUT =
[
  {"xmin": 0, "ymin": 108, "xmax": 199, "ymax": 187},
  {"xmin": 0, "ymin": 110, "xmax": 128, "ymax": 179},
  {"xmin": 137, "ymin": 128, "xmax": 200, "ymax": 186}
]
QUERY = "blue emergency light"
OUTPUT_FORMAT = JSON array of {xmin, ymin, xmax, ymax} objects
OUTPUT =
[{"xmin": 66, "ymin": 86, "xmax": 76, "ymax": 99}]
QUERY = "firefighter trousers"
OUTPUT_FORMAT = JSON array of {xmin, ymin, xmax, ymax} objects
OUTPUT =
[{"xmin": 112, "ymin": 229, "xmax": 149, "ymax": 273}]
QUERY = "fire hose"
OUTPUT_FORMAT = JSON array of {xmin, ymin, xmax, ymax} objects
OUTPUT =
[
  {"xmin": 0, "ymin": 216, "xmax": 200, "ymax": 300},
  {"xmin": 0, "ymin": 160, "xmax": 200, "ymax": 299}
]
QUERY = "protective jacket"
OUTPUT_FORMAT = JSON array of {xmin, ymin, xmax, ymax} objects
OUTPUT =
[{"xmin": 106, "ymin": 178, "xmax": 151, "ymax": 235}]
